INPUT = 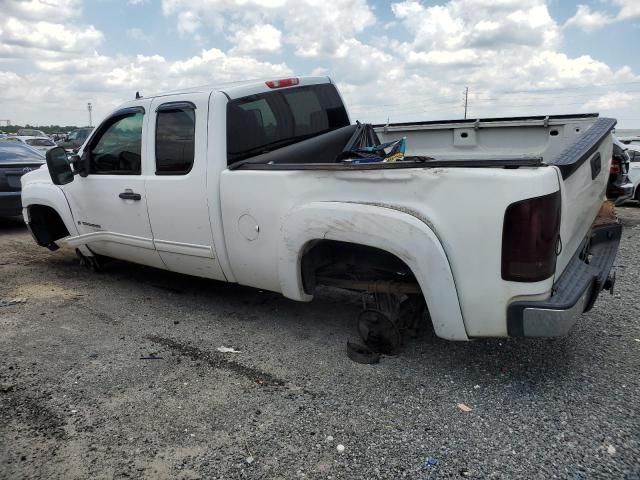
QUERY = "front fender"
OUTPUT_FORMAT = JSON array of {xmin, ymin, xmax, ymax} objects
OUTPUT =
[
  {"xmin": 278, "ymin": 202, "xmax": 468, "ymax": 341},
  {"xmin": 21, "ymin": 179, "xmax": 79, "ymax": 238}
]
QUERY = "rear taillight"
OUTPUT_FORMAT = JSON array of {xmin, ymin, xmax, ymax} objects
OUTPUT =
[
  {"xmin": 610, "ymin": 162, "xmax": 620, "ymax": 175},
  {"xmin": 502, "ymin": 191, "xmax": 561, "ymax": 282},
  {"xmin": 265, "ymin": 77, "xmax": 299, "ymax": 89}
]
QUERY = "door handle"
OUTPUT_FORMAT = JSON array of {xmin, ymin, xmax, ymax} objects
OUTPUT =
[{"xmin": 119, "ymin": 190, "xmax": 141, "ymax": 201}]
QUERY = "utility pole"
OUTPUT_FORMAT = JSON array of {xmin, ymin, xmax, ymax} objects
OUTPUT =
[
  {"xmin": 87, "ymin": 102, "xmax": 93, "ymax": 127},
  {"xmin": 463, "ymin": 87, "xmax": 469, "ymax": 120}
]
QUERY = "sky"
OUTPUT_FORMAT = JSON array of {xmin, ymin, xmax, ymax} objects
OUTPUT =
[{"xmin": 0, "ymin": 0, "xmax": 639, "ymax": 128}]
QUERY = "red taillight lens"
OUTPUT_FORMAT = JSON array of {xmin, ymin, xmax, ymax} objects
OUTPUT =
[
  {"xmin": 610, "ymin": 162, "xmax": 620, "ymax": 175},
  {"xmin": 265, "ymin": 77, "xmax": 299, "ymax": 89},
  {"xmin": 502, "ymin": 191, "xmax": 561, "ymax": 282}
]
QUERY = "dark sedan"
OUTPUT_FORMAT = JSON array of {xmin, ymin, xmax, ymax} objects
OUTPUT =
[
  {"xmin": 0, "ymin": 143, "xmax": 45, "ymax": 217},
  {"xmin": 57, "ymin": 127, "xmax": 93, "ymax": 153}
]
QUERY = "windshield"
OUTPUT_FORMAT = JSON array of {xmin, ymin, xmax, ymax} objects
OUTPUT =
[
  {"xmin": 18, "ymin": 129, "xmax": 46, "ymax": 137},
  {"xmin": 77, "ymin": 129, "xmax": 91, "ymax": 141},
  {"xmin": 25, "ymin": 138, "xmax": 55, "ymax": 147},
  {"xmin": 227, "ymin": 83, "xmax": 349, "ymax": 164},
  {"xmin": 0, "ymin": 143, "xmax": 45, "ymax": 163}
]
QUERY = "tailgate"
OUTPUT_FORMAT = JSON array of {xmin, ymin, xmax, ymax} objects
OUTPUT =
[{"xmin": 548, "ymin": 118, "xmax": 617, "ymax": 277}]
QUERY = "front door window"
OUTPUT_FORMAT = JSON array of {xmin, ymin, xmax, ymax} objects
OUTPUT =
[{"xmin": 90, "ymin": 112, "xmax": 143, "ymax": 175}]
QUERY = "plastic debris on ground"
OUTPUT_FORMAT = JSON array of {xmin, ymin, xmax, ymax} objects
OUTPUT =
[
  {"xmin": 457, "ymin": 402, "xmax": 473, "ymax": 412},
  {"xmin": 425, "ymin": 457, "xmax": 438, "ymax": 467},
  {"xmin": 336, "ymin": 444, "xmax": 345, "ymax": 453},
  {"xmin": 216, "ymin": 346, "xmax": 241, "ymax": 353}
]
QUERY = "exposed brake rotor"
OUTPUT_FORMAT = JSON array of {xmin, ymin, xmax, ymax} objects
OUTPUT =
[{"xmin": 357, "ymin": 308, "xmax": 402, "ymax": 354}]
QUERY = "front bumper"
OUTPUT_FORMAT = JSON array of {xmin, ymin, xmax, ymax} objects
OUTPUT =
[
  {"xmin": 507, "ymin": 223, "xmax": 622, "ymax": 337},
  {"xmin": 0, "ymin": 191, "xmax": 22, "ymax": 217}
]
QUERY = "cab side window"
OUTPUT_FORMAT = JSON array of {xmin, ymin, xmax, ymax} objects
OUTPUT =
[
  {"xmin": 155, "ymin": 103, "xmax": 195, "ymax": 175},
  {"xmin": 90, "ymin": 111, "xmax": 144, "ymax": 175}
]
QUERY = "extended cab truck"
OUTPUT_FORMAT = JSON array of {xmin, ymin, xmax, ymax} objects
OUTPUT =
[{"xmin": 22, "ymin": 76, "xmax": 621, "ymax": 348}]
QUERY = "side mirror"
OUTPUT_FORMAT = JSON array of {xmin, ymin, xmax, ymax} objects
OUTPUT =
[{"xmin": 46, "ymin": 147, "xmax": 74, "ymax": 185}]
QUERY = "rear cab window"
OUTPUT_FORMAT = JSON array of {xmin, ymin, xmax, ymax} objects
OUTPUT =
[
  {"xmin": 155, "ymin": 102, "xmax": 196, "ymax": 175},
  {"xmin": 226, "ymin": 83, "xmax": 349, "ymax": 165}
]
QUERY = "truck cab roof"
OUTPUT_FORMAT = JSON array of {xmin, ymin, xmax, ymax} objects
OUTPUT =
[{"xmin": 129, "ymin": 76, "xmax": 333, "ymax": 103}]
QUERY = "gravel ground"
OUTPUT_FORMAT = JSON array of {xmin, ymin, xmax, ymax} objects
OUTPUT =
[{"xmin": 1, "ymin": 207, "xmax": 639, "ymax": 480}]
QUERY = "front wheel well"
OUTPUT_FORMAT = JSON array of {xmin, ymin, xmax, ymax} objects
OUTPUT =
[{"xmin": 27, "ymin": 205, "xmax": 70, "ymax": 250}]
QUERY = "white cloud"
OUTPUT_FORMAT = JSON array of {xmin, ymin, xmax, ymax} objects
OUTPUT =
[
  {"xmin": 229, "ymin": 24, "xmax": 282, "ymax": 54},
  {"xmin": 176, "ymin": 11, "xmax": 202, "ymax": 34},
  {"xmin": 160, "ymin": 0, "xmax": 375, "ymax": 57},
  {"xmin": 1, "ymin": 0, "xmax": 82, "ymax": 22},
  {"xmin": 584, "ymin": 91, "xmax": 637, "ymax": 111},
  {"xmin": 0, "ymin": 17, "xmax": 103, "ymax": 59},
  {"xmin": 392, "ymin": 0, "xmax": 559, "ymax": 52},
  {"xmin": 613, "ymin": 0, "xmax": 640, "ymax": 20},
  {"xmin": 565, "ymin": 0, "xmax": 640, "ymax": 32},
  {"xmin": 169, "ymin": 48, "xmax": 290, "ymax": 82},
  {"xmin": 1, "ymin": 0, "xmax": 639, "ymax": 129},
  {"xmin": 564, "ymin": 5, "xmax": 613, "ymax": 31},
  {"xmin": 0, "ymin": 47, "xmax": 292, "ymax": 125}
]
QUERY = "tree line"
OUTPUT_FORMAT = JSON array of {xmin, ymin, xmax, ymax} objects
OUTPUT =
[{"xmin": 0, "ymin": 125, "xmax": 87, "ymax": 134}]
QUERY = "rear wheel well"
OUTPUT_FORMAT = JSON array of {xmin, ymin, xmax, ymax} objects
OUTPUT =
[
  {"xmin": 27, "ymin": 205, "xmax": 69, "ymax": 250},
  {"xmin": 301, "ymin": 240, "xmax": 431, "ymax": 348},
  {"xmin": 300, "ymin": 239, "xmax": 417, "ymax": 294}
]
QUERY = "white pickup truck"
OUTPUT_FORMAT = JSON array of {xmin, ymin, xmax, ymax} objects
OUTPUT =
[{"xmin": 21, "ymin": 76, "xmax": 622, "ymax": 351}]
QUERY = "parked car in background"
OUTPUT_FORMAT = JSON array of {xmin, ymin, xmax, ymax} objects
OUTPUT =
[
  {"xmin": 17, "ymin": 128, "xmax": 48, "ymax": 138},
  {"xmin": 57, "ymin": 127, "xmax": 93, "ymax": 153},
  {"xmin": 606, "ymin": 137, "xmax": 634, "ymax": 204},
  {"xmin": 618, "ymin": 137, "xmax": 640, "ymax": 147},
  {"xmin": 624, "ymin": 144, "xmax": 640, "ymax": 203},
  {"xmin": 0, "ymin": 136, "xmax": 58, "ymax": 154},
  {"xmin": 50, "ymin": 132, "xmax": 68, "ymax": 142},
  {"xmin": 0, "ymin": 143, "xmax": 44, "ymax": 216},
  {"xmin": 23, "ymin": 136, "xmax": 58, "ymax": 153}
]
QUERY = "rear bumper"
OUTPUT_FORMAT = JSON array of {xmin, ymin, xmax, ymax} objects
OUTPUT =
[
  {"xmin": 507, "ymin": 223, "xmax": 622, "ymax": 337},
  {"xmin": 0, "ymin": 191, "xmax": 22, "ymax": 216},
  {"xmin": 607, "ymin": 180, "xmax": 634, "ymax": 205}
]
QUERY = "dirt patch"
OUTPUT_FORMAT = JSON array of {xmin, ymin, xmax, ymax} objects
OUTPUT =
[{"xmin": 10, "ymin": 284, "xmax": 82, "ymax": 302}]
